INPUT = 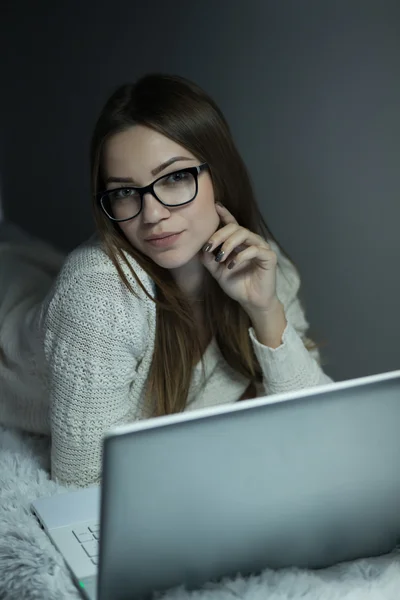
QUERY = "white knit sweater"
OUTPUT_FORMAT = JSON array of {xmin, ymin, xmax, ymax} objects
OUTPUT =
[{"xmin": 0, "ymin": 233, "xmax": 332, "ymax": 487}]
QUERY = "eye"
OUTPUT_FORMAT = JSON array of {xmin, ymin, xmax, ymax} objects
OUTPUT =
[
  {"xmin": 110, "ymin": 188, "xmax": 137, "ymax": 200},
  {"xmin": 164, "ymin": 171, "xmax": 191, "ymax": 185}
]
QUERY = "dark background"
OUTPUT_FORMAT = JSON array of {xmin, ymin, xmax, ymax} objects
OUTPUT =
[{"xmin": 1, "ymin": 0, "xmax": 399, "ymax": 382}]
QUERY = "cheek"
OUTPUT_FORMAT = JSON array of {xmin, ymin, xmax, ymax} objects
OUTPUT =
[
  {"xmin": 195, "ymin": 181, "xmax": 218, "ymax": 225},
  {"xmin": 118, "ymin": 222, "xmax": 140, "ymax": 248},
  {"xmin": 196, "ymin": 211, "xmax": 220, "ymax": 248},
  {"xmin": 192, "ymin": 198, "xmax": 219, "ymax": 232}
]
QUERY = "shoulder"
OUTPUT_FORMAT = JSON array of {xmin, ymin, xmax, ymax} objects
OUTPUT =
[
  {"xmin": 41, "ymin": 236, "xmax": 156, "ymax": 342},
  {"xmin": 268, "ymin": 238, "xmax": 301, "ymax": 305},
  {"xmin": 52, "ymin": 236, "xmax": 155, "ymax": 302}
]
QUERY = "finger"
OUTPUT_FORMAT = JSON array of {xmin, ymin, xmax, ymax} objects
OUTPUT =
[
  {"xmin": 205, "ymin": 227, "xmax": 268, "ymax": 261},
  {"xmin": 215, "ymin": 231, "xmax": 270, "ymax": 264},
  {"xmin": 200, "ymin": 245, "xmax": 225, "ymax": 278},
  {"xmin": 215, "ymin": 203, "xmax": 238, "ymax": 225},
  {"xmin": 203, "ymin": 223, "xmax": 239, "ymax": 253},
  {"xmin": 227, "ymin": 246, "xmax": 277, "ymax": 271},
  {"xmin": 205, "ymin": 224, "xmax": 267, "ymax": 254}
]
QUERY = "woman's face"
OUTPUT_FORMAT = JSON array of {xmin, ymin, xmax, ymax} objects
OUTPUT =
[{"xmin": 102, "ymin": 125, "xmax": 220, "ymax": 271}]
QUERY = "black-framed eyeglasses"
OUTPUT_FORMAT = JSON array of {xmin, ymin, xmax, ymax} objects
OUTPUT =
[{"xmin": 97, "ymin": 163, "xmax": 209, "ymax": 222}]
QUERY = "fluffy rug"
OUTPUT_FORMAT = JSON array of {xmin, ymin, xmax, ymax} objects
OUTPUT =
[{"xmin": 1, "ymin": 425, "xmax": 400, "ymax": 600}]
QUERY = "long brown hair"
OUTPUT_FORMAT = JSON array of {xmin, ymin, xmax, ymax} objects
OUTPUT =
[{"xmin": 90, "ymin": 73, "xmax": 308, "ymax": 417}]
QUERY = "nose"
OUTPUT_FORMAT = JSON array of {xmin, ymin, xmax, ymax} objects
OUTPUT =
[{"xmin": 141, "ymin": 192, "xmax": 171, "ymax": 223}]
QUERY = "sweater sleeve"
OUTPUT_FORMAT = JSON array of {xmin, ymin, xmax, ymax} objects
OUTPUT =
[
  {"xmin": 42, "ymin": 269, "xmax": 147, "ymax": 487},
  {"xmin": 250, "ymin": 247, "xmax": 333, "ymax": 396}
]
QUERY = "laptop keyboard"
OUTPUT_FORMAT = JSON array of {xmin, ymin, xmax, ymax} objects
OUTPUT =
[{"xmin": 72, "ymin": 523, "xmax": 100, "ymax": 565}]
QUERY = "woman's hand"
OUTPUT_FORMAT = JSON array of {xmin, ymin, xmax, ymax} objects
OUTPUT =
[{"xmin": 200, "ymin": 203, "xmax": 280, "ymax": 315}]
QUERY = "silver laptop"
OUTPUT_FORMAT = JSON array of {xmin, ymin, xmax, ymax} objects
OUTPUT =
[{"xmin": 31, "ymin": 369, "xmax": 400, "ymax": 600}]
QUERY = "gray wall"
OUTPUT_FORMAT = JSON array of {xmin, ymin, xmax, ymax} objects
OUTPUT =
[{"xmin": 1, "ymin": 1, "xmax": 399, "ymax": 382}]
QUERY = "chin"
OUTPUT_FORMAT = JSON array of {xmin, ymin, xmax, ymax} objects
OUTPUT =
[
  {"xmin": 154, "ymin": 257, "xmax": 192, "ymax": 270},
  {"xmin": 149, "ymin": 251, "xmax": 197, "ymax": 271}
]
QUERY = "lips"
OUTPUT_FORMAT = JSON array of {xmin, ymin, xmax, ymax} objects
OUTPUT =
[
  {"xmin": 145, "ymin": 232, "xmax": 182, "ymax": 241},
  {"xmin": 144, "ymin": 231, "xmax": 183, "ymax": 248}
]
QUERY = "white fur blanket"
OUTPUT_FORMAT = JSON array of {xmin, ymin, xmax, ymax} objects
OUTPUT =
[{"xmin": 1, "ymin": 424, "xmax": 400, "ymax": 600}]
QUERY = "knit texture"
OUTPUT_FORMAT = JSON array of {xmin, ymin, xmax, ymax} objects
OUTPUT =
[{"xmin": 0, "ymin": 234, "xmax": 332, "ymax": 487}]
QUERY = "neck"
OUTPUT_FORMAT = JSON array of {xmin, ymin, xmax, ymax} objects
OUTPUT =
[{"xmin": 170, "ymin": 257, "xmax": 205, "ymax": 303}]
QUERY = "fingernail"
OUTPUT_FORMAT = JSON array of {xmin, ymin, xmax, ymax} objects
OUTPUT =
[
  {"xmin": 228, "ymin": 260, "xmax": 236, "ymax": 270},
  {"xmin": 215, "ymin": 250, "xmax": 225, "ymax": 262},
  {"xmin": 202, "ymin": 243, "xmax": 213, "ymax": 252}
]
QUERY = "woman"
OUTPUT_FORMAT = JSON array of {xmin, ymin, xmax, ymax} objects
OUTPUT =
[{"xmin": 0, "ymin": 74, "xmax": 332, "ymax": 487}]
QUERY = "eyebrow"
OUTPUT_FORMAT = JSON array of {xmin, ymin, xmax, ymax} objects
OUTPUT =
[{"xmin": 105, "ymin": 156, "xmax": 195, "ymax": 185}]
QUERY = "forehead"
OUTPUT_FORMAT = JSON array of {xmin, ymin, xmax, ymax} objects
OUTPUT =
[{"xmin": 103, "ymin": 125, "xmax": 196, "ymax": 178}]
